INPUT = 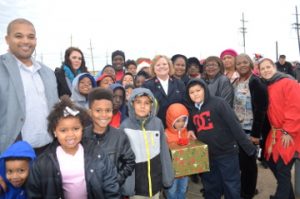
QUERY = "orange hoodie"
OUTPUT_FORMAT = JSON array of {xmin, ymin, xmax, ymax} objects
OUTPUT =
[{"xmin": 165, "ymin": 103, "xmax": 189, "ymax": 144}]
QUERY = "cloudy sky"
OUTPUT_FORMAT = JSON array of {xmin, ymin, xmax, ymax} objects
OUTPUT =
[{"xmin": 0, "ymin": 0, "xmax": 299, "ymax": 71}]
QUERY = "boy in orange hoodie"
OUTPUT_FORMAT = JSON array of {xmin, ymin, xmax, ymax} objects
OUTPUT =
[{"xmin": 165, "ymin": 103, "xmax": 189, "ymax": 199}]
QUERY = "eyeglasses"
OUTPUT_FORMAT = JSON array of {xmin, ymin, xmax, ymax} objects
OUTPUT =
[{"xmin": 205, "ymin": 63, "xmax": 219, "ymax": 68}]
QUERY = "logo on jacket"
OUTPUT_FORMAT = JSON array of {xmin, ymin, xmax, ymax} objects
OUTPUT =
[{"xmin": 193, "ymin": 111, "xmax": 214, "ymax": 132}]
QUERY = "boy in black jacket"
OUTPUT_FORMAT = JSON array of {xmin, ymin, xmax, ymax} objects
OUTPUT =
[{"xmin": 186, "ymin": 79, "xmax": 256, "ymax": 199}]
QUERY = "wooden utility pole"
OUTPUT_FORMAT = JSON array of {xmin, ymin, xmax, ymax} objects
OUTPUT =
[
  {"xmin": 275, "ymin": 41, "xmax": 279, "ymax": 61},
  {"xmin": 70, "ymin": 34, "xmax": 73, "ymax": 47},
  {"xmin": 240, "ymin": 12, "xmax": 247, "ymax": 53},
  {"xmin": 293, "ymin": 6, "xmax": 300, "ymax": 57},
  {"xmin": 89, "ymin": 39, "xmax": 95, "ymax": 74}
]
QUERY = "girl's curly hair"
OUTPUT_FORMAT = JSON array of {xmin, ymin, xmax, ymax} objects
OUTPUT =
[{"xmin": 47, "ymin": 95, "xmax": 90, "ymax": 136}]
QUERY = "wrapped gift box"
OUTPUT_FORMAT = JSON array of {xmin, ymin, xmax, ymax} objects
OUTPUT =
[{"xmin": 169, "ymin": 140, "xmax": 209, "ymax": 177}]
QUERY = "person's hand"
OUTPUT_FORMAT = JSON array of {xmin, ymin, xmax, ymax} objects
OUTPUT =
[
  {"xmin": 281, "ymin": 134, "xmax": 294, "ymax": 148},
  {"xmin": 250, "ymin": 136, "xmax": 260, "ymax": 145},
  {"xmin": 0, "ymin": 175, "xmax": 7, "ymax": 194},
  {"xmin": 187, "ymin": 130, "xmax": 197, "ymax": 140}
]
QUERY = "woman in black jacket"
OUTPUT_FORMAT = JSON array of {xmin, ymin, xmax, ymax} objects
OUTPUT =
[
  {"xmin": 233, "ymin": 53, "xmax": 269, "ymax": 199},
  {"xmin": 143, "ymin": 55, "xmax": 186, "ymax": 127},
  {"xmin": 55, "ymin": 47, "xmax": 88, "ymax": 97}
]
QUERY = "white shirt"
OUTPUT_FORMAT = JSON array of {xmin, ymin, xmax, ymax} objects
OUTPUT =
[
  {"xmin": 157, "ymin": 77, "xmax": 169, "ymax": 95},
  {"xmin": 17, "ymin": 58, "xmax": 53, "ymax": 148}
]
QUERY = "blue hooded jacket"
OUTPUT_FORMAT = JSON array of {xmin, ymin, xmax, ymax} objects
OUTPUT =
[{"xmin": 0, "ymin": 141, "xmax": 36, "ymax": 199}]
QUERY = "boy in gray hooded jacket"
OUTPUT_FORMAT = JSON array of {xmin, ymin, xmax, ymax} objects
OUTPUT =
[{"xmin": 120, "ymin": 88, "xmax": 174, "ymax": 198}]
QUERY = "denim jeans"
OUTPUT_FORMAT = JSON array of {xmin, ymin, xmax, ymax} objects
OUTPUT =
[
  {"xmin": 165, "ymin": 177, "xmax": 189, "ymax": 199},
  {"xmin": 201, "ymin": 153, "xmax": 241, "ymax": 199}
]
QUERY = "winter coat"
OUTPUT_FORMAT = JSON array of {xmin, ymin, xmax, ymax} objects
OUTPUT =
[
  {"xmin": 54, "ymin": 67, "xmax": 72, "ymax": 97},
  {"xmin": 204, "ymin": 73, "xmax": 234, "ymax": 107},
  {"xmin": 70, "ymin": 73, "xmax": 96, "ymax": 109},
  {"xmin": 263, "ymin": 73, "xmax": 300, "ymax": 164},
  {"xmin": 165, "ymin": 103, "xmax": 189, "ymax": 143},
  {"xmin": 120, "ymin": 88, "xmax": 174, "ymax": 197},
  {"xmin": 83, "ymin": 125, "xmax": 135, "ymax": 187},
  {"xmin": 26, "ymin": 140, "xmax": 120, "ymax": 199},
  {"xmin": 142, "ymin": 77, "xmax": 186, "ymax": 127},
  {"xmin": 0, "ymin": 141, "xmax": 36, "ymax": 199},
  {"xmin": 186, "ymin": 79, "xmax": 256, "ymax": 158}
]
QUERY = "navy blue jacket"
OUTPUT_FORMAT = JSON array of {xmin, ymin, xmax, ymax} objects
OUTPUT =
[{"xmin": 143, "ymin": 77, "xmax": 186, "ymax": 127}]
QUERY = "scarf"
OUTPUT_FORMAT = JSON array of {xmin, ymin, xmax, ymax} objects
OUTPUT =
[
  {"xmin": 264, "ymin": 72, "xmax": 293, "ymax": 86},
  {"xmin": 63, "ymin": 65, "xmax": 81, "ymax": 83}
]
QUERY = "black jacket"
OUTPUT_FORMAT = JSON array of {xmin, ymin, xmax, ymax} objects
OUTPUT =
[
  {"xmin": 248, "ymin": 74, "xmax": 269, "ymax": 138},
  {"xmin": 186, "ymin": 79, "xmax": 256, "ymax": 158},
  {"xmin": 26, "ymin": 140, "xmax": 120, "ymax": 199},
  {"xmin": 143, "ymin": 76, "xmax": 186, "ymax": 127},
  {"xmin": 83, "ymin": 125, "xmax": 135, "ymax": 186},
  {"xmin": 54, "ymin": 67, "xmax": 72, "ymax": 97}
]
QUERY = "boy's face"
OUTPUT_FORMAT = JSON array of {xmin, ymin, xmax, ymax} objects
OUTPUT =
[
  {"xmin": 113, "ymin": 89, "xmax": 124, "ymax": 111},
  {"xmin": 99, "ymin": 77, "xmax": 114, "ymax": 89},
  {"xmin": 125, "ymin": 87, "xmax": 133, "ymax": 101},
  {"xmin": 55, "ymin": 117, "xmax": 83, "ymax": 155},
  {"xmin": 133, "ymin": 95, "xmax": 152, "ymax": 118},
  {"xmin": 189, "ymin": 84, "xmax": 205, "ymax": 104},
  {"xmin": 174, "ymin": 117, "xmax": 187, "ymax": 130},
  {"xmin": 89, "ymin": 99, "xmax": 113, "ymax": 133},
  {"xmin": 135, "ymin": 76, "xmax": 146, "ymax": 88},
  {"xmin": 6, "ymin": 159, "xmax": 30, "ymax": 188}
]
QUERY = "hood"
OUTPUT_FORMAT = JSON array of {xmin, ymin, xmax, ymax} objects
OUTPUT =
[
  {"xmin": 0, "ymin": 141, "xmax": 36, "ymax": 194},
  {"xmin": 127, "ymin": 87, "xmax": 157, "ymax": 121},
  {"xmin": 186, "ymin": 78, "xmax": 210, "ymax": 106},
  {"xmin": 166, "ymin": 103, "xmax": 189, "ymax": 132},
  {"xmin": 71, "ymin": 73, "xmax": 96, "ymax": 103},
  {"xmin": 109, "ymin": 83, "xmax": 126, "ymax": 103}
]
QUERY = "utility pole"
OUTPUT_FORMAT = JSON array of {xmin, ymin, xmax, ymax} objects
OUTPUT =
[
  {"xmin": 293, "ymin": 6, "xmax": 300, "ymax": 57},
  {"xmin": 240, "ymin": 12, "xmax": 247, "ymax": 53},
  {"xmin": 275, "ymin": 41, "xmax": 279, "ymax": 61},
  {"xmin": 70, "ymin": 34, "xmax": 73, "ymax": 47},
  {"xmin": 106, "ymin": 50, "xmax": 109, "ymax": 65},
  {"xmin": 89, "ymin": 39, "xmax": 95, "ymax": 74}
]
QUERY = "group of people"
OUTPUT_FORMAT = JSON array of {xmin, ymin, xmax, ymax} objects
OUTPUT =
[{"xmin": 1, "ymin": 18, "xmax": 300, "ymax": 199}]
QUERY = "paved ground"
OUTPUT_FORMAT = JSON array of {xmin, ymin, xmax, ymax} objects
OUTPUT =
[{"xmin": 185, "ymin": 161, "xmax": 300, "ymax": 199}]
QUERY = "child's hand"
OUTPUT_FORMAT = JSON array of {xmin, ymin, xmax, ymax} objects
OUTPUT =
[
  {"xmin": 187, "ymin": 130, "xmax": 197, "ymax": 140},
  {"xmin": 0, "ymin": 175, "xmax": 7, "ymax": 194}
]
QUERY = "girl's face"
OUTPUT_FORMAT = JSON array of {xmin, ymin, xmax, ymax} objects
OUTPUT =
[
  {"xmin": 127, "ymin": 64, "xmax": 137, "ymax": 75},
  {"xmin": 235, "ymin": 56, "xmax": 252, "ymax": 77},
  {"xmin": 173, "ymin": 57, "xmax": 186, "ymax": 77},
  {"xmin": 122, "ymin": 75, "xmax": 134, "ymax": 86},
  {"xmin": 222, "ymin": 55, "xmax": 235, "ymax": 70},
  {"xmin": 103, "ymin": 67, "xmax": 116, "ymax": 77},
  {"xmin": 188, "ymin": 64, "xmax": 200, "ymax": 76},
  {"xmin": 189, "ymin": 84, "xmax": 205, "ymax": 104},
  {"xmin": 205, "ymin": 61, "xmax": 220, "ymax": 79},
  {"xmin": 259, "ymin": 60, "xmax": 277, "ymax": 80},
  {"xmin": 99, "ymin": 77, "xmax": 114, "ymax": 89},
  {"xmin": 78, "ymin": 77, "xmax": 93, "ymax": 95},
  {"xmin": 173, "ymin": 116, "xmax": 187, "ymax": 130},
  {"xmin": 69, "ymin": 50, "xmax": 82, "ymax": 70},
  {"xmin": 135, "ymin": 75, "xmax": 146, "ymax": 88},
  {"xmin": 54, "ymin": 117, "xmax": 83, "ymax": 155},
  {"xmin": 154, "ymin": 57, "xmax": 170, "ymax": 79}
]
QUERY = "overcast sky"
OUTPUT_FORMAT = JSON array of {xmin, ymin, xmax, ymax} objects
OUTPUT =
[{"xmin": 0, "ymin": 0, "xmax": 299, "ymax": 71}]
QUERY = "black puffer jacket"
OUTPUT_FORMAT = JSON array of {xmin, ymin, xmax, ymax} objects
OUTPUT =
[
  {"xmin": 83, "ymin": 125, "xmax": 135, "ymax": 186},
  {"xmin": 54, "ymin": 67, "xmax": 72, "ymax": 97},
  {"xmin": 26, "ymin": 140, "xmax": 120, "ymax": 199}
]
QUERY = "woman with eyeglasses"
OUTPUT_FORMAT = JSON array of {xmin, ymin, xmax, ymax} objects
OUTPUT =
[{"xmin": 202, "ymin": 56, "xmax": 234, "ymax": 107}]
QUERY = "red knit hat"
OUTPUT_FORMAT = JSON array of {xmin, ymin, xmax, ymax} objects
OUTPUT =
[{"xmin": 220, "ymin": 49, "xmax": 238, "ymax": 59}]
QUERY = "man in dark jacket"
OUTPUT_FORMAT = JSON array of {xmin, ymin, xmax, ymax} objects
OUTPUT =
[{"xmin": 275, "ymin": 55, "xmax": 295, "ymax": 77}]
